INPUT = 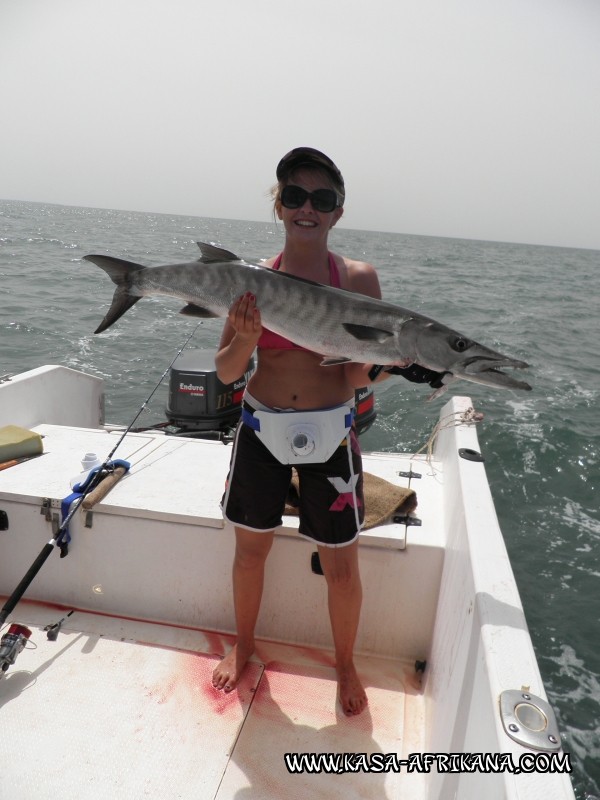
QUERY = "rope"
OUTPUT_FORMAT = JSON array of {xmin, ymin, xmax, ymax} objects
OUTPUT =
[{"xmin": 412, "ymin": 406, "xmax": 484, "ymax": 465}]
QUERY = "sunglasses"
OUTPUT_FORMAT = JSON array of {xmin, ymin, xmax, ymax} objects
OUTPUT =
[{"xmin": 280, "ymin": 185, "xmax": 341, "ymax": 213}]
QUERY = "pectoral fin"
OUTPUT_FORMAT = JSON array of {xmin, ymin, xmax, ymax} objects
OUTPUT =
[
  {"xmin": 343, "ymin": 322, "xmax": 394, "ymax": 343},
  {"xmin": 320, "ymin": 357, "xmax": 352, "ymax": 366},
  {"xmin": 179, "ymin": 304, "xmax": 220, "ymax": 318}
]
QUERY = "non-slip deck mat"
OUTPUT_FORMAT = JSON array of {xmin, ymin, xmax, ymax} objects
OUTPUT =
[{"xmin": 0, "ymin": 632, "xmax": 262, "ymax": 799}]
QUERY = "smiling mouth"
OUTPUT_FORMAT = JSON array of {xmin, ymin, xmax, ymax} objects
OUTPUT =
[{"xmin": 295, "ymin": 219, "xmax": 317, "ymax": 227}]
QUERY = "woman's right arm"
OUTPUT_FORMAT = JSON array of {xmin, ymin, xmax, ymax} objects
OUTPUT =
[{"xmin": 215, "ymin": 293, "xmax": 262, "ymax": 384}]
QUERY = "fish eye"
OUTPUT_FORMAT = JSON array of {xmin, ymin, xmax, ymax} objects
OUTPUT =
[{"xmin": 452, "ymin": 336, "xmax": 471, "ymax": 352}]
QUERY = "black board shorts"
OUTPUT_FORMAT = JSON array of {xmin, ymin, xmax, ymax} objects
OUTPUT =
[{"xmin": 221, "ymin": 408, "xmax": 364, "ymax": 548}]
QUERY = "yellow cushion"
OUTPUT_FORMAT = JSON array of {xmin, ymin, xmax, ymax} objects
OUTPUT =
[{"xmin": 0, "ymin": 425, "xmax": 44, "ymax": 463}]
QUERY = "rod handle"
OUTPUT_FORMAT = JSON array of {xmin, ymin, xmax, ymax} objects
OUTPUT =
[{"xmin": 81, "ymin": 466, "xmax": 127, "ymax": 511}]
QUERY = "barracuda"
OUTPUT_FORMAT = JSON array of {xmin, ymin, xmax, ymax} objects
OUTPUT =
[{"xmin": 85, "ymin": 242, "xmax": 531, "ymax": 398}]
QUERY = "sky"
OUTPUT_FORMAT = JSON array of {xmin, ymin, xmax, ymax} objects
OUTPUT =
[{"xmin": 1, "ymin": 0, "xmax": 599, "ymax": 250}]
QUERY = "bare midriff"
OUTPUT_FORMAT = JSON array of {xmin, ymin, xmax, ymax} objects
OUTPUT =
[{"xmin": 247, "ymin": 348, "xmax": 353, "ymax": 410}]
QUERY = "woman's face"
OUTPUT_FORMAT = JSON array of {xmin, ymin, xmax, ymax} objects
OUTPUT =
[{"xmin": 276, "ymin": 168, "xmax": 344, "ymax": 240}]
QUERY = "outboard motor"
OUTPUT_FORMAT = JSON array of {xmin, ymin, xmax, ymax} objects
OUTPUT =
[
  {"xmin": 166, "ymin": 348, "xmax": 377, "ymax": 439},
  {"xmin": 166, "ymin": 349, "xmax": 254, "ymax": 438},
  {"xmin": 353, "ymin": 385, "xmax": 377, "ymax": 436}
]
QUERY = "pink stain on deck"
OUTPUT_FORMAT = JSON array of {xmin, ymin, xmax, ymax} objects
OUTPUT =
[{"xmin": 176, "ymin": 650, "xmax": 263, "ymax": 718}]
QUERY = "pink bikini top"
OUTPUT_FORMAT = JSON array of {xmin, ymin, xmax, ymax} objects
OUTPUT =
[{"xmin": 257, "ymin": 252, "xmax": 341, "ymax": 351}]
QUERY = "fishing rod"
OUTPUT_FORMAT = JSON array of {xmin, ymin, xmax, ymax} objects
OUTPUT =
[{"xmin": 0, "ymin": 323, "xmax": 202, "ymax": 632}]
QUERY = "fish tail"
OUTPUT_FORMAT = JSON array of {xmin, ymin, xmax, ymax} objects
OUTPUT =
[{"xmin": 84, "ymin": 254, "xmax": 144, "ymax": 333}]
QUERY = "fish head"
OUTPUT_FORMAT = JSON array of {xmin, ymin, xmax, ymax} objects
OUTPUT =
[{"xmin": 413, "ymin": 321, "xmax": 532, "ymax": 393}]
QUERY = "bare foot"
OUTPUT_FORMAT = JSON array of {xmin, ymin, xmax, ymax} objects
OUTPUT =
[
  {"xmin": 337, "ymin": 661, "xmax": 368, "ymax": 716},
  {"xmin": 212, "ymin": 642, "xmax": 254, "ymax": 693}
]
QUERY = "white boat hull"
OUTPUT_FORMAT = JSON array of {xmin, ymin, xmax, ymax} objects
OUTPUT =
[{"xmin": 0, "ymin": 366, "xmax": 574, "ymax": 798}]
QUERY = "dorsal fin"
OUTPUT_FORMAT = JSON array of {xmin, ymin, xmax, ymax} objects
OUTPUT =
[{"xmin": 196, "ymin": 242, "xmax": 240, "ymax": 263}]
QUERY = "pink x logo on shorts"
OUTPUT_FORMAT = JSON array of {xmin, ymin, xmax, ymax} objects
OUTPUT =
[{"xmin": 328, "ymin": 475, "xmax": 362, "ymax": 512}]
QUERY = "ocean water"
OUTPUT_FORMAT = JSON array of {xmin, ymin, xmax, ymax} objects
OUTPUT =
[{"xmin": 1, "ymin": 199, "xmax": 599, "ymax": 797}]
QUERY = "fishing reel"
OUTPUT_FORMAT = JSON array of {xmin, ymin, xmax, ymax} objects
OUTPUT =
[{"xmin": 0, "ymin": 623, "xmax": 32, "ymax": 677}]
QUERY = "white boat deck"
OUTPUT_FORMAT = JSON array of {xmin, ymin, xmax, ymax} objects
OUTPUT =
[
  {"xmin": 0, "ymin": 423, "xmax": 233, "ymax": 527},
  {"xmin": 2, "ymin": 602, "xmax": 426, "ymax": 800}
]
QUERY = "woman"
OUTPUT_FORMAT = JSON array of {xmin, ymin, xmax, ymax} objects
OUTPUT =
[{"xmin": 211, "ymin": 147, "xmax": 387, "ymax": 716}]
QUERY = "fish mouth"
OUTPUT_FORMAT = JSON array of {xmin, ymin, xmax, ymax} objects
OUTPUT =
[
  {"xmin": 454, "ymin": 356, "xmax": 531, "ymax": 391},
  {"xmin": 461, "ymin": 355, "xmax": 529, "ymax": 373}
]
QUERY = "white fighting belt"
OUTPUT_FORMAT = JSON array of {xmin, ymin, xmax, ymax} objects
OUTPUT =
[{"xmin": 242, "ymin": 404, "xmax": 354, "ymax": 465}]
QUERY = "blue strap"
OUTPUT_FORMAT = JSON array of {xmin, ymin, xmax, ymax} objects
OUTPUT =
[
  {"xmin": 59, "ymin": 459, "xmax": 131, "ymax": 556},
  {"xmin": 71, "ymin": 459, "xmax": 130, "ymax": 492},
  {"xmin": 241, "ymin": 408, "xmax": 261, "ymax": 431}
]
